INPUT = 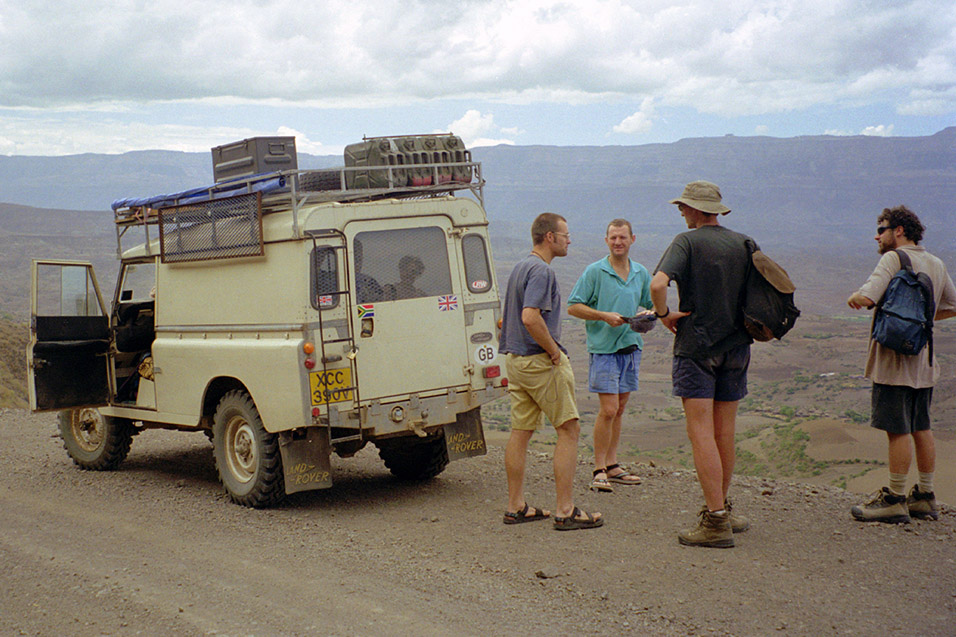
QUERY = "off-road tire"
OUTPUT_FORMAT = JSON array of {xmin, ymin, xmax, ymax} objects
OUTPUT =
[
  {"xmin": 212, "ymin": 390, "xmax": 285, "ymax": 508},
  {"xmin": 298, "ymin": 169, "xmax": 342, "ymax": 192},
  {"xmin": 58, "ymin": 408, "xmax": 134, "ymax": 471},
  {"xmin": 375, "ymin": 431, "xmax": 449, "ymax": 480}
]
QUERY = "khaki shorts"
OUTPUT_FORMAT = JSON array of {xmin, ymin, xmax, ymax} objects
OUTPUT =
[{"xmin": 506, "ymin": 352, "xmax": 579, "ymax": 431}]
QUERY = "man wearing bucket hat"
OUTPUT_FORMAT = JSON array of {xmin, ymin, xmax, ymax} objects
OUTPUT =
[{"xmin": 650, "ymin": 181, "xmax": 754, "ymax": 548}]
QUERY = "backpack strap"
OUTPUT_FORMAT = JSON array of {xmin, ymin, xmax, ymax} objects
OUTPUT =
[{"xmin": 894, "ymin": 248, "xmax": 913, "ymax": 273}]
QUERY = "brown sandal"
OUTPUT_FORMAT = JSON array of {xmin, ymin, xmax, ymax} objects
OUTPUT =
[{"xmin": 589, "ymin": 468, "xmax": 613, "ymax": 492}]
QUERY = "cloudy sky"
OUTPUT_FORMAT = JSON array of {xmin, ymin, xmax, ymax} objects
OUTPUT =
[{"xmin": 1, "ymin": 0, "xmax": 954, "ymax": 156}]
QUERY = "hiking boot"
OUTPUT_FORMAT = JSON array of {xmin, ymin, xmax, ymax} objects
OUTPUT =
[
  {"xmin": 850, "ymin": 487, "xmax": 911, "ymax": 524},
  {"xmin": 699, "ymin": 500, "xmax": 750, "ymax": 533},
  {"xmin": 906, "ymin": 485, "xmax": 939, "ymax": 521},
  {"xmin": 678, "ymin": 509, "xmax": 734, "ymax": 548}
]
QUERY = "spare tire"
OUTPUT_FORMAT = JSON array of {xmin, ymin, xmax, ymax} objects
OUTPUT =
[{"xmin": 299, "ymin": 170, "xmax": 342, "ymax": 192}]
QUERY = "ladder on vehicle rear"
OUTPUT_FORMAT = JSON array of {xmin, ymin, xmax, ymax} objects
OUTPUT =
[{"xmin": 306, "ymin": 229, "xmax": 363, "ymax": 445}]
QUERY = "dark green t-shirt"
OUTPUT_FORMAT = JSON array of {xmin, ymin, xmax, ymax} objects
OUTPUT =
[{"xmin": 654, "ymin": 225, "xmax": 753, "ymax": 359}]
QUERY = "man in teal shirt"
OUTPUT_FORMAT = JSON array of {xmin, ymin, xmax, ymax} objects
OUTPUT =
[{"xmin": 568, "ymin": 219, "xmax": 654, "ymax": 492}]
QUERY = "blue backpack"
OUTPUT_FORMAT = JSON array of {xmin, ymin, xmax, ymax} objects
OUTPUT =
[{"xmin": 871, "ymin": 249, "xmax": 935, "ymax": 361}]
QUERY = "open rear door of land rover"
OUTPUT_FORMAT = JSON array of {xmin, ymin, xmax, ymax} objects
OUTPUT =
[{"xmin": 28, "ymin": 260, "xmax": 111, "ymax": 412}]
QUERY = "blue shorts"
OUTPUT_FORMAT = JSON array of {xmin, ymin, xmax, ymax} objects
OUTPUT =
[
  {"xmin": 672, "ymin": 344, "xmax": 750, "ymax": 401},
  {"xmin": 588, "ymin": 349, "xmax": 642, "ymax": 394}
]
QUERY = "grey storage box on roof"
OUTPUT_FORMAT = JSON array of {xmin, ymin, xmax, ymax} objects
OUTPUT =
[{"xmin": 212, "ymin": 136, "xmax": 297, "ymax": 182}]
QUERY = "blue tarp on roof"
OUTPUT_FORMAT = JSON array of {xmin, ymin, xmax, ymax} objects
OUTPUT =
[{"xmin": 111, "ymin": 174, "xmax": 289, "ymax": 211}]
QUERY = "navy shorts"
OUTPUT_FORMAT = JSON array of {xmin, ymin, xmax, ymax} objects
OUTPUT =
[
  {"xmin": 871, "ymin": 383, "xmax": 932, "ymax": 434},
  {"xmin": 672, "ymin": 343, "xmax": 750, "ymax": 401}
]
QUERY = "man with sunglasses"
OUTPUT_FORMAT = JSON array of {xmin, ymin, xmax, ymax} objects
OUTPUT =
[{"xmin": 847, "ymin": 206, "xmax": 956, "ymax": 523}]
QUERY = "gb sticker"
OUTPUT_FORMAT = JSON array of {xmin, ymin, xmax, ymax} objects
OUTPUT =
[{"xmin": 475, "ymin": 343, "xmax": 498, "ymax": 364}]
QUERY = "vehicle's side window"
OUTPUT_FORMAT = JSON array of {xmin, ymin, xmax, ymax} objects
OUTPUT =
[
  {"xmin": 118, "ymin": 261, "xmax": 157, "ymax": 302},
  {"xmin": 353, "ymin": 227, "xmax": 453, "ymax": 303},
  {"xmin": 311, "ymin": 246, "xmax": 339, "ymax": 309},
  {"xmin": 35, "ymin": 263, "xmax": 104, "ymax": 317},
  {"xmin": 461, "ymin": 234, "xmax": 492, "ymax": 294}
]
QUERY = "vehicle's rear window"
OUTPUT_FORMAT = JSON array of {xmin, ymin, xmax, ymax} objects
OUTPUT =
[{"xmin": 353, "ymin": 227, "xmax": 452, "ymax": 303}]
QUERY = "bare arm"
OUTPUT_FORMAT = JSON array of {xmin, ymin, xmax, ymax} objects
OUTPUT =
[
  {"xmin": 936, "ymin": 309, "xmax": 956, "ymax": 321},
  {"xmin": 846, "ymin": 292, "xmax": 875, "ymax": 310},
  {"xmin": 650, "ymin": 271, "xmax": 689, "ymax": 334},
  {"xmin": 567, "ymin": 302, "xmax": 626, "ymax": 327},
  {"xmin": 521, "ymin": 307, "xmax": 562, "ymax": 365}
]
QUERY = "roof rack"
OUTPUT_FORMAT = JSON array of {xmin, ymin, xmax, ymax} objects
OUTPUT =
[{"xmin": 111, "ymin": 160, "xmax": 485, "ymax": 259}]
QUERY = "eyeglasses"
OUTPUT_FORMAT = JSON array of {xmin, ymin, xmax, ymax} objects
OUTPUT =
[
  {"xmin": 876, "ymin": 225, "xmax": 893, "ymax": 235},
  {"xmin": 552, "ymin": 231, "xmax": 570, "ymax": 239}
]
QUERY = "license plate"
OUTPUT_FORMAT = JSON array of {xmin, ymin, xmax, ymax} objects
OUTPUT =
[{"xmin": 309, "ymin": 368, "xmax": 354, "ymax": 405}]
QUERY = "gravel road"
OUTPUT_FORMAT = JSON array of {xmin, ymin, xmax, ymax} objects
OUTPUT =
[{"xmin": 1, "ymin": 408, "xmax": 954, "ymax": 636}]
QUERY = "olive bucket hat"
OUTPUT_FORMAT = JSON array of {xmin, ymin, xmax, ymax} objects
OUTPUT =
[{"xmin": 669, "ymin": 180, "xmax": 731, "ymax": 215}]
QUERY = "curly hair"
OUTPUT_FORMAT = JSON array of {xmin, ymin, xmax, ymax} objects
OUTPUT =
[{"xmin": 878, "ymin": 205, "xmax": 924, "ymax": 243}]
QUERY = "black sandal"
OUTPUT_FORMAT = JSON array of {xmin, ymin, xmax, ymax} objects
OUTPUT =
[
  {"xmin": 553, "ymin": 506, "xmax": 604, "ymax": 531},
  {"xmin": 605, "ymin": 462, "xmax": 642, "ymax": 485},
  {"xmin": 503, "ymin": 502, "xmax": 550, "ymax": 525}
]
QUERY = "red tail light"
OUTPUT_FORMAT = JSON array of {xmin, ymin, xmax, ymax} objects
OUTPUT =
[{"xmin": 482, "ymin": 365, "xmax": 500, "ymax": 379}]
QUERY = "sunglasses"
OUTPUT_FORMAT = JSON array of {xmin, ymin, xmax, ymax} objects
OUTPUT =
[{"xmin": 877, "ymin": 225, "xmax": 893, "ymax": 235}]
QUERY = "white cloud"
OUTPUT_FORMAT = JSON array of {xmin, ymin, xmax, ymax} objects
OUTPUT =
[
  {"xmin": 0, "ymin": 1, "xmax": 954, "ymax": 153},
  {"xmin": 2, "ymin": 0, "xmax": 954, "ymax": 113},
  {"xmin": 613, "ymin": 98, "xmax": 655, "ymax": 135},
  {"xmin": 898, "ymin": 86, "xmax": 956, "ymax": 116},
  {"xmin": 861, "ymin": 125, "xmax": 895, "ymax": 137},
  {"xmin": 754, "ymin": 125, "xmax": 770, "ymax": 135},
  {"xmin": 823, "ymin": 125, "xmax": 897, "ymax": 137},
  {"xmin": 275, "ymin": 126, "xmax": 336, "ymax": 155},
  {"xmin": 443, "ymin": 110, "xmax": 516, "ymax": 148}
]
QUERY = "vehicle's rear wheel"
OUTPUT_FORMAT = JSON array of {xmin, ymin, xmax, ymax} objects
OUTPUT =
[
  {"xmin": 375, "ymin": 430, "xmax": 449, "ymax": 480},
  {"xmin": 58, "ymin": 408, "xmax": 133, "ymax": 470},
  {"xmin": 212, "ymin": 390, "xmax": 285, "ymax": 508}
]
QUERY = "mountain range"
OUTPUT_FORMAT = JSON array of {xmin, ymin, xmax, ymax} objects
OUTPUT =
[{"xmin": 2, "ymin": 128, "xmax": 955, "ymax": 320}]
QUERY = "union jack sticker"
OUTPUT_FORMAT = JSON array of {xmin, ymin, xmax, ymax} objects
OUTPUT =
[
  {"xmin": 438, "ymin": 295, "xmax": 458, "ymax": 311},
  {"xmin": 318, "ymin": 295, "xmax": 334, "ymax": 307},
  {"xmin": 357, "ymin": 304, "xmax": 375, "ymax": 318}
]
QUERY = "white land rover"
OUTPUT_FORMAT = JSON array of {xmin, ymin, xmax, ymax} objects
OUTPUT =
[{"xmin": 28, "ymin": 134, "xmax": 507, "ymax": 507}]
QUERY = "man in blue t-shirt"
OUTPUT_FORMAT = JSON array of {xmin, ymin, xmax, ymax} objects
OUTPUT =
[
  {"xmin": 568, "ymin": 219, "xmax": 653, "ymax": 493},
  {"xmin": 499, "ymin": 212, "xmax": 603, "ymax": 531}
]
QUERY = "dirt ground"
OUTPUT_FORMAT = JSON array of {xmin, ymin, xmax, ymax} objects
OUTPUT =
[{"xmin": 1, "ymin": 409, "xmax": 954, "ymax": 637}]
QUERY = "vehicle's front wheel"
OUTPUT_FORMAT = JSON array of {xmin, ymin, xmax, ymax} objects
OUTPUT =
[
  {"xmin": 58, "ymin": 408, "xmax": 134, "ymax": 470},
  {"xmin": 375, "ymin": 430, "xmax": 449, "ymax": 480},
  {"xmin": 212, "ymin": 390, "xmax": 285, "ymax": 508}
]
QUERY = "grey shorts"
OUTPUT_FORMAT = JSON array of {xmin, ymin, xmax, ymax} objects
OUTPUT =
[
  {"xmin": 672, "ymin": 343, "xmax": 750, "ymax": 401},
  {"xmin": 871, "ymin": 383, "xmax": 932, "ymax": 434}
]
